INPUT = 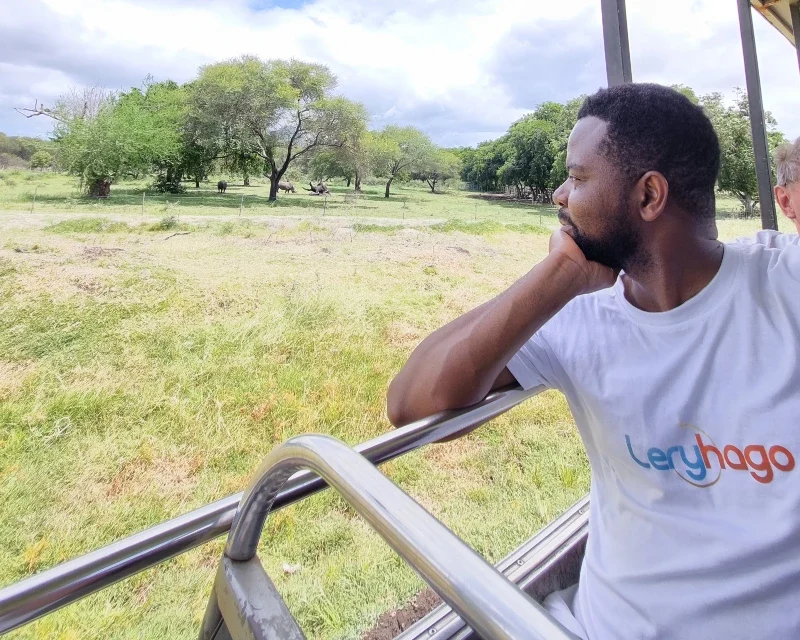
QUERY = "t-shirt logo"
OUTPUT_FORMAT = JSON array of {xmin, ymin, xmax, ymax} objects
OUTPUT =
[{"xmin": 625, "ymin": 424, "xmax": 795, "ymax": 487}]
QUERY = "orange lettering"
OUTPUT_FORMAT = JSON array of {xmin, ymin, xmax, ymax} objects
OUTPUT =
[
  {"xmin": 696, "ymin": 434, "xmax": 724, "ymax": 469},
  {"xmin": 769, "ymin": 445, "xmax": 795, "ymax": 472},
  {"xmin": 744, "ymin": 445, "xmax": 773, "ymax": 483},
  {"xmin": 724, "ymin": 445, "xmax": 747, "ymax": 470}
]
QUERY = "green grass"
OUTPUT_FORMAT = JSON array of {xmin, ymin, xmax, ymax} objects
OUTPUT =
[
  {"xmin": 0, "ymin": 170, "xmax": 782, "ymax": 640},
  {"xmin": 0, "ymin": 171, "xmax": 559, "ymax": 226},
  {"xmin": 45, "ymin": 218, "xmax": 133, "ymax": 234}
]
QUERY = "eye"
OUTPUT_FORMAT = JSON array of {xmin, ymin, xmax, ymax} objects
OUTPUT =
[{"xmin": 569, "ymin": 175, "xmax": 580, "ymax": 183}]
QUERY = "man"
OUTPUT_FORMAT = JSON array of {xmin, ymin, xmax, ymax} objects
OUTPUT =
[
  {"xmin": 737, "ymin": 136, "xmax": 800, "ymax": 248},
  {"xmin": 387, "ymin": 84, "xmax": 800, "ymax": 639}
]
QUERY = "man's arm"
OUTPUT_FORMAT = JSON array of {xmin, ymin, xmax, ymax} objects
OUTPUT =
[{"xmin": 386, "ymin": 230, "xmax": 617, "ymax": 427}]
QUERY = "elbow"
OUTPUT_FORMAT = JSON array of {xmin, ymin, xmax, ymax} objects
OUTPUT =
[{"xmin": 386, "ymin": 376, "xmax": 410, "ymax": 428}]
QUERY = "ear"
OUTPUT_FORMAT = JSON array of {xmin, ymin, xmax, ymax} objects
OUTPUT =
[
  {"xmin": 775, "ymin": 185, "xmax": 796, "ymax": 221},
  {"xmin": 635, "ymin": 171, "xmax": 669, "ymax": 222}
]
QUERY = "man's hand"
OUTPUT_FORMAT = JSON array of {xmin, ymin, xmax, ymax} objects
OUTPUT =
[{"xmin": 548, "ymin": 226, "xmax": 619, "ymax": 294}]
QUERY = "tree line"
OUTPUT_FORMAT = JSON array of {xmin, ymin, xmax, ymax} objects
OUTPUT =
[
  {"xmin": 13, "ymin": 69, "xmax": 788, "ymax": 214},
  {"xmin": 23, "ymin": 57, "xmax": 461, "ymax": 200},
  {"xmin": 456, "ymin": 84, "xmax": 787, "ymax": 217},
  {"xmin": 0, "ymin": 133, "xmax": 55, "ymax": 171}
]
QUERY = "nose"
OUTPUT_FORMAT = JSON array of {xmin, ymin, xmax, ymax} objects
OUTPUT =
[{"xmin": 553, "ymin": 180, "xmax": 569, "ymax": 208}]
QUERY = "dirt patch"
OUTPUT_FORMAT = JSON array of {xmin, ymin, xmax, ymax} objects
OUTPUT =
[
  {"xmin": 361, "ymin": 589, "xmax": 442, "ymax": 640},
  {"xmin": 81, "ymin": 245, "xmax": 125, "ymax": 259}
]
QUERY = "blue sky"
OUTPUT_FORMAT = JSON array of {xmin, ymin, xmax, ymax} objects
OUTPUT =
[{"xmin": 1, "ymin": 0, "xmax": 798, "ymax": 147}]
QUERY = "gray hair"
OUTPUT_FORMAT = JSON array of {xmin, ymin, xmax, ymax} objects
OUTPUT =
[{"xmin": 775, "ymin": 137, "xmax": 800, "ymax": 186}]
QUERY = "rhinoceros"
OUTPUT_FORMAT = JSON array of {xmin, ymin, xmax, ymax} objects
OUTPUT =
[
  {"xmin": 217, "ymin": 180, "xmax": 227, "ymax": 193},
  {"xmin": 278, "ymin": 181, "xmax": 296, "ymax": 193}
]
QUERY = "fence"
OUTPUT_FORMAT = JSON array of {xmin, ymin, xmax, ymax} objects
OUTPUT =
[{"xmin": 24, "ymin": 189, "xmax": 357, "ymax": 217}]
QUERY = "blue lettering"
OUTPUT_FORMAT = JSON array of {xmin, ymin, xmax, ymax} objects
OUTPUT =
[
  {"xmin": 626, "ymin": 435, "xmax": 650, "ymax": 468},
  {"xmin": 665, "ymin": 446, "xmax": 682, "ymax": 469},
  {"xmin": 679, "ymin": 445, "xmax": 707, "ymax": 482},
  {"xmin": 647, "ymin": 447, "xmax": 670, "ymax": 470}
]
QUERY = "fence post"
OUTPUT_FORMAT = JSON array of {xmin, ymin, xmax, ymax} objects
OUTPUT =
[
  {"xmin": 239, "ymin": 195, "xmax": 243, "ymax": 217},
  {"xmin": 142, "ymin": 192, "xmax": 145, "ymax": 216},
  {"xmin": 323, "ymin": 195, "xmax": 328, "ymax": 216},
  {"xmin": 31, "ymin": 186, "xmax": 38, "ymax": 214}
]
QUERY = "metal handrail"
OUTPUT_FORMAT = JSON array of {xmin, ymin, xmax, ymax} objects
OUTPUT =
[
  {"xmin": 220, "ymin": 433, "xmax": 575, "ymax": 640},
  {"xmin": 0, "ymin": 385, "xmax": 542, "ymax": 635}
]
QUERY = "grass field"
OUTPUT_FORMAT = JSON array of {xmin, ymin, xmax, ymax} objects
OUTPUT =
[{"xmin": 0, "ymin": 171, "xmax": 788, "ymax": 639}]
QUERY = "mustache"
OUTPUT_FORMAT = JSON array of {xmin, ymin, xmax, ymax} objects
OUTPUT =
[{"xmin": 558, "ymin": 208, "xmax": 575, "ymax": 227}]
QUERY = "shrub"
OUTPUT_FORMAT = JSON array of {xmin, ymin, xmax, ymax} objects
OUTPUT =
[{"xmin": 149, "ymin": 215, "xmax": 178, "ymax": 231}]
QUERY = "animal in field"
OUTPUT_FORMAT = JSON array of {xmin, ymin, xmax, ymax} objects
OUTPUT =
[
  {"xmin": 278, "ymin": 181, "xmax": 295, "ymax": 193},
  {"xmin": 305, "ymin": 181, "xmax": 330, "ymax": 195},
  {"xmin": 217, "ymin": 180, "xmax": 227, "ymax": 193}
]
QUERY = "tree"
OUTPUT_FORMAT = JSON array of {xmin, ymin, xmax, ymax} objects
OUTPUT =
[
  {"xmin": 53, "ymin": 81, "xmax": 183, "ymax": 196},
  {"xmin": 193, "ymin": 56, "xmax": 367, "ymax": 200},
  {"xmin": 29, "ymin": 150, "xmax": 52, "ymax": 170},
  {"xmin": 496, "ymin": 116, "xmax": 556, "ymax": 198},
  {"xmin": 671, "ymin": 84, "xmax": 700, "ymax": 105},
  {"xmin": 136, "ymin": 80, "xmax": 191, "ymax": 193},
  {"xmin": 459, "ymin": 141, "xmax": 505, "ymax": 192},
  {"xmin": 413, "ymin": 148, "xmax": 461, "ymax": 192},
  {"xmin": 307, "ymin": 148, "xmax": 355, "ymax": 185},
  {"xmin": 532, "ymin": 97, "xmax": 584, "ymax": 188},
  {"xmin": 702, "ymin": 89, "xmax": 785, "ymax": 217},
  {"xmin": 371, "ymin": 126, "xmax": 435, "ymax": 198}
]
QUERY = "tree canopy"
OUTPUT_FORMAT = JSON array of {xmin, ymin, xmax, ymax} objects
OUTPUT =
[
  {"xmin": 192, "ymin": 57, "xmax": 367, "ymax": 200},
  {"xmin": 412, "ymin": 148, "xmax": 461, "ymax": 193},
  {"xmin": 371, "ymin": 126, "xmax": 436, "ymax": 198}
]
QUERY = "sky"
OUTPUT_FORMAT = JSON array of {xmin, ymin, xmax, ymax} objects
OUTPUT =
[{"xmin": 1, "ymin": 0, "xmax": 799, "ymax": 147}]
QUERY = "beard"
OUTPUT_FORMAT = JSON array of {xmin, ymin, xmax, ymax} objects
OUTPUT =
[{"xmin": 559, "ymin": 197, "xmax": 641, "ymax": 272}]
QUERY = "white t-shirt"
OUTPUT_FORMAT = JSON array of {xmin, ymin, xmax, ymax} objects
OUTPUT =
[
  {"xmin": 507, "ymin": 242, "xmax": 800, "ymax": 640},
  {"xmin": 734, "ymin": 229, "xmax": 799, "ymax": 249}
]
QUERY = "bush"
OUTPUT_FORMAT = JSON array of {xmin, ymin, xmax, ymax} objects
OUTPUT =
[
  {"xmin": 29, "ymin": 151, "xmax": 53, "ymax": 171},
  {"xmin": 151, "ymin": 174, "xmax": 186, "ymax": 194},
  {"xmin": 149, "ymin": 215, "xmax": 178, "ymax": 231}
]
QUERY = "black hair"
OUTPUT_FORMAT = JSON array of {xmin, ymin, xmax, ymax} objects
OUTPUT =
[{"xmin": 578, "ymin": 83, "xmax": 720, "ymax": 219}]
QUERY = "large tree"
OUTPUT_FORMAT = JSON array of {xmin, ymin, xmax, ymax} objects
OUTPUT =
[
  {"xmin": 413, "ymin": 148, "xmax": 461, "ymax": 192},
  {"xmin": 496, "ymin": 116, "xmax": 556, "ymax": 198},
  {"xmin": 531, "ymin": 97, "xmax": 584, "ymax": 188},
  {"xmin": 459, "ymin": 140, "xmax": 505, "ymax": 192},
  {"xmin": 193, "ymin": 56, "xmax": 367, "ymax": 200},
  {"xmin": 54, "ymin": 82, "xmax": 183, "ymax": 196},
  {"xmin": 702, "ymin": 89, "xmax": 785, "ymax": 217},
  {"xmin": 371, "ymin": 126, "xmax": 435, "ymax": 198}
]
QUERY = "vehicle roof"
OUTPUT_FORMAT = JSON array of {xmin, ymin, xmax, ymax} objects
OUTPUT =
[{"xmin": 751, "ymin": 0, "xmax": 797, "ymax": 46}]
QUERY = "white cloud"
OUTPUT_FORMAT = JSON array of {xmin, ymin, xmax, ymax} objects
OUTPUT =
[{"xmin": 1, "ymin": 0, "xmax": 798, "ymax": 146}]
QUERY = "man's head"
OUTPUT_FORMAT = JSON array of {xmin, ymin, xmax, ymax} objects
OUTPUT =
[
  {"xmin": 553, "ymin": 83, "xmax": 720, "ymax": 271},
  {"xmin": 774, "ymin": 138, "xmax": 800, "ymax": 233}
]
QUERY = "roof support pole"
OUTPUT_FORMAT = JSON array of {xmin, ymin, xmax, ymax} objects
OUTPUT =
[
  {"xmin": 791, "ymin": 2, "xmax": 800, "ymax": 76},
  {"xmin": 601, "ymin": 0, "xmax": 632, "ymax": 86},
  {"xmin": 737, "ymin": 0, "xmax": 778, "ymax": 230}
]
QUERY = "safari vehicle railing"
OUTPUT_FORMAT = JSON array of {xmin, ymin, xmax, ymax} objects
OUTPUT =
[
  {"xmin": 0, "ymin": 385, "xmax": 543, "ymax": 635},
  {"xmin": 198, "ymin": 433, "xmax": 577, "ymax": 640}
]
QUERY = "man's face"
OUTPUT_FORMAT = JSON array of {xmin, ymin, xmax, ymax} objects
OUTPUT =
[
  {"xmin": 775, "ymin": 181, "xmax": 800, "ymax": 233},
  {"xmin": 552, "ymin": 117, "xmax": 640, "ymax": 271}
]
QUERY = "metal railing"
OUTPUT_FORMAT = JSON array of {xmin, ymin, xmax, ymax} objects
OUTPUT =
[
  {"xmin": 0, "ymin": 385, "xmax": 542, "ymax": 635},
  {"xmin": 203, "ymin": 433, "xmax": 575, "ymax": 640}
]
